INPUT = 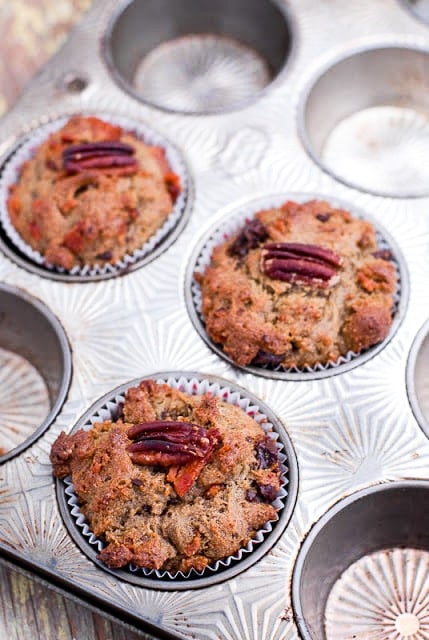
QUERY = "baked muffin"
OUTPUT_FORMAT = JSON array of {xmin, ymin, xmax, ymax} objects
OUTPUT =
[
  {"xmin": 6, "ymin": 115, "xmax": 182, "ymax": 270},
  {"xmin": 195, "ymin": 199, "xmax": 398, "ymax": 369},
  {"xmin": 50, "ymin": 379, "xmax": 282, "ymax": 574}
]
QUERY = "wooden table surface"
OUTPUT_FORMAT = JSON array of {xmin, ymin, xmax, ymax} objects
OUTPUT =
[
  {"xmin": 0, "ymin": 560, "xmax": 148, "ymax": 639},
  {"xmin": 0, "ymin": 3, "xmax": 150, "ymax": 638}
]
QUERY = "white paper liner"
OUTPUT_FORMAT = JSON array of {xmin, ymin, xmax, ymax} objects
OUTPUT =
[
  {"xmin": 63, "ymin": 374, "xmax": 289, "ymax": 581},
  {"xmin": 190, "ymin": 194, "xmax": 402, "ymax": 375},
  {"xmin": 0, "ymin": 114, "xmax": 189, "ymax": 277}
]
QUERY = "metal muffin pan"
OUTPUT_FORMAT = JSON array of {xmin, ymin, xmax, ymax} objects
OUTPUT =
[
  {"xmin": 1, "ymin": 0, "xmax": 429, "ymax": 638},
  {"xmin": 299, "ymin": 44, "xmax": 429, "ymax": 198},
  {"xmin": 407, "ymin": 318, "xmax": 429, "ymax": 438},
  {"xmin": 0, "ymin": 283, "xmax": 71, "ymax": 463},
  {"xmin": 104, "ymin": 0, "xmax": 294, "ymax": 114},
  {"xmin": 292, "ymin": 481, "xmax": 429, "ymax": 639}
]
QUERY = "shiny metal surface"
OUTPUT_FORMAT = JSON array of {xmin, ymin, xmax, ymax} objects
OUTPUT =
[
  {"xmin": 132, "ymin": 35, "xmax": 271, "ymax": 114},
  {"xmin": 407, "ymin": 318, "xmax": 429, "ymax": 438},
  {"xmin": 0, "ymin": 283, "xmax": 71, "ymax": 462},
  {"xmin": 299, "ymin": 45, "xmax": 429, "ymax": 197},
  {"xmin": 325, "ymin": 547, "xmax": 429, "ymax": 639},
  {"xmin": 292, "ymin": 482, "xmax": 429, "ymax": 640},
  {"xmin": 1, "ymin": 1, "xmax": 429, "ymax": 638},
  {"xmin": 105, "ymin": 0, "xmax": 293, "ymax": 114}
]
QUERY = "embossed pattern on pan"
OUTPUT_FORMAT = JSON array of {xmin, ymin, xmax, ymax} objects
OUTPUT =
[
  {"xmin": 324, "ymin": 548, "xmax": 429, "ymax": 639},
  {"xmin": 55, "ymin": 372, "xmax": 298, "ymax": 590},
  {"xmin": 186, "ymin": 193, "xmax": 408, "ymax": 381},
  {"xmin": 0, "ymin": 347, "xmax": 50, "ymax": 456},
  {"xmin": 1, "ymin": 0, "xmax": 429, "ymax": 638},
  {"xmin": 0, "ymin": 113, "xmax": 193, "ymax": 282}
]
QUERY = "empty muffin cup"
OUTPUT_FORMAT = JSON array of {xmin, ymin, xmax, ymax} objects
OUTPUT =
[
  {"xmin": 54, "ymin": 372, "xmax": 298, "ymax": 589},
  {"xmin": 406, "ymin": 318, "xmax": 429, "ymax": 438},
  {"xmin": 299, "ymin": 45, "xmax": 429, "ymax": 197},
  {"xmin": 0, "ymin": 283, "xmax": 71, "ymax": 461},
  {"xmin": 292, "ymin": 481, "xmax": 429, "ymax": 639},
  {"xmin": 104, "ymin": 0, "xmax": 293, "ymax": 114}
]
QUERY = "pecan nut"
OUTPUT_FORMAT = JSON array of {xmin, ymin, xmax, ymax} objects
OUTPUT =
[
  {"xmin": 127, "ymin": 421, "xmax": 219, "ymax": 467},
  {"xmin": 261, "ymin": 242, "xmax": 342, "ymax": 287},
  {"xmin": 63, "ymin": 140, "xmax": 138, "ymax": 174}
]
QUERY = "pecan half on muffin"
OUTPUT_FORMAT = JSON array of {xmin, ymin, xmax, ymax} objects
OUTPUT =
[
  {"xmin": 50, "ymin": 380, "xmax": 282, "ymax": 574},
  {"xmin": 6, "ymin": 115, "xmax": 181, "ymax": 269},
  {"xmin": 195, "ymin": 199, "xmax": 398, "ymax": 369}
]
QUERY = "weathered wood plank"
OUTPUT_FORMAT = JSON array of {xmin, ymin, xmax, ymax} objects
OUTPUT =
[
  {"xmin": 0, "ymin": 0, "xmax": 92, "ymax": 116},
  {"xmin": 0, "ymin": 563, "xmax": 20, "ymax": 640},
  {"xmin": 0, "ymin": 564, "xmax": 147, "ymax": 640}
]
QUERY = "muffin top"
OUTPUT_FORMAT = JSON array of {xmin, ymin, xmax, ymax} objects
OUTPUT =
[
  {"xmin": 195, "ymin": 199, "xmax": 398, "ymax": 369},
  {"xmin": 50, "ymin": 379, "xmax": 282, "ymax": 574},
  {"xmin": 6, "ymin": 115, "xmax": 182, "ymax": 270}
]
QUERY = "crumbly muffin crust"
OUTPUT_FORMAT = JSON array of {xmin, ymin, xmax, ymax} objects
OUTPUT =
[
  {"xmin": 195, "ymin": 199, "xmax": 398, "ymax": 369},
  {"xmin": 50, "ymin": 380, "xmax": 282, "ymax": 574},
  {"xmin": 7, "ymin": 116, "xmax": 181, "ymax": 269}
]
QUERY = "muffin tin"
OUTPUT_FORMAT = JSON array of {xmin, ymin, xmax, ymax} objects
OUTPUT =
[{"xmin": 1, "ymin": 0, "xmax": 429, "ymax": 638}]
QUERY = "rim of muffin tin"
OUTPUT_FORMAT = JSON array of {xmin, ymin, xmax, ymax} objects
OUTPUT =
[
  {"xmin": 185, "ymin": 192, "xmax": 409, "ymax": 381},
  {"xmin": 406, "ymin": 318, "xmax": 429, "ymax": 439},
  {"xmin": 0, "ymin": 283, "xmax": 72, "ymax": 463},
  {"xmin": 55, "ymin": 371, "xmax": 298, "ymax": 590},
  {"xmin": 0, "ymin": 111, "xmax": 194, "ymax": 283}
]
